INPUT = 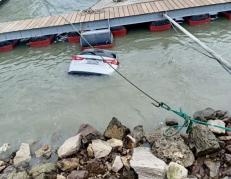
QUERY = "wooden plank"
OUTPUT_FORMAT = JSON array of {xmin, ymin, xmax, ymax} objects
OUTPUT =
[
  {"xmin": 24, "ymin": 19, "xmax": 40, "ymax": 30},
  {"xmin": 183, "ymin": 0, "xmax": 194, "ymax": 7},
  {"xmin": 57, "ymin": 14, "xmax": 70, "ymax": 26},
  {"xmin": 94, "ymin": 12, "xmax": 100, "ymax": 21},
  {"xmin": 84, "ymin": 13, "xmax": 91, "ymax": 22},
  {"xmin": 141, "ymin": 3, "xmax": 150, "ymax": 13},
  {"xmin": 176, "ymin": 0, "xmax": 189, "ymax": 8},
  {"xmin": 158, "ymin": 0, "xmax": 171, "ymax": 11},
  {"xmin": 13, "ymin": 19, "xmax": 33, "ymax": 31},
  {"xmin": 145, "ymin": 2, "xmax": 155, "ymax": 13},
  {"xmin": 127, "ymin": 4, "xmax": 135, "ymax": 15},
  {"xmin": 150, "ymin": 2, "xmax": 159, "ymax": 12},
  {"xmin": 65, "ymin": 12, "xmax": 75, "ymax": 24},
  {"xmin": 0, "ymin": 22, "xmax": 14, "ymax": 33},
  {"xmin": 38, "ymin": 17, "xmax": 50, "ymax": 28},
  {"xmin": 109, "ymin": 7, "xmax": 115, "ymax": 18},
  {"xmin": 75, "ymin": 13, "xmax": 81, "ymax": 23},
  {"xmin": 165, "ymin": 0, "xmax": 181, "ymax": 9},
  {"xmin": 99, "ymin": 10, "xmax": 105, "ymax": 20},
  {"xmin": 171, "ymin": 0, "xmax": 185, "ymax": 8},
  {"xmin": 0, "ymin": 21, "xmax": 17, "ymax": 33},
  {"xmin": 113, "ymin": 7, "xmax": 120, "ymax": 18},
  {"xmin": 78, "ymin": 13, "xmax": 86, "ymax": 22},
  {"xmin": 187, "ymin": 0, "xmax": 199, "ymax": 6},
  {"xmin": 122, "ymin": 5, "xmax": 130, "ymax": 16},
  {"xmin": 52, "ymin": 16, "xmax": 63, "ymax": 26},
  {"xmin": 131, "ymin": 4, "xmax": 140, "ymax": 15},
  {"xmin": 150, "ymin": 2, "xmax": 160, "ymax": 12},
  {"xmin": 44, "ymin": 16, "xmax": 56, "ymax": 27},
  {"xmin": 118, "ymin": 6, "xmax": 125, "ymax": 17},
  {"xmin": 104, "ymin": 9, "xmax": 110, "ymax": 19},
  {"xmin": 206, "ymin": 0, "xmax": 219, "ymax": 4},
  {"xmin": 136, "ymin": 3, "xmax": 145, "ymax": 14},
  {"xmin": 70, "ymin": 12, "xmax": 78, "ymax": 23},
  {"xmin": 88, "ymin": 13, "xmax": 95, "ymax": 22},
  {"xmin": 162, "ymin": 0, "xmax": 175, "ymax": 10}
]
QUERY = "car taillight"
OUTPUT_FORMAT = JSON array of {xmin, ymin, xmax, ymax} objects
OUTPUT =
[
  {"xmin": 72, "ymin": 55, "xmax": 84, "ymax": 61},
  {"xmin": 103, "ymin": 59, "xmax": 119, "ymax": 65}
]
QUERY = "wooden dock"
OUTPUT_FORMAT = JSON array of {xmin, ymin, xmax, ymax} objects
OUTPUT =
[{"xmin": 0, "ymin": 0, "xmax": 231, "ymax": 42}]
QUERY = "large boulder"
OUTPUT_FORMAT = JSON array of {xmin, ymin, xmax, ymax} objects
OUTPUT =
[
  {"xmin": 35, "ymin": 144, "xmax": 52, "ymax": 159},
  {"xmin": 207, "ymin": 120, "xmax": 226, "ymax": 134},
  {"xmin": 57, "ymin": 158, "xmax": 80, "ymax": 172},
  {"xmin": 29, "ymin": 163, "xmax": 57, "ymax": 178},
  {"xmin": 67, "ymin": 170, "xmax": 88, "ymax": 179},
  {"xmin": 91, "ymin": 139, "xmax": 112, "ymax": 158},
  {"xmin": 104, "ymin": 117, "xmax": 130, "ymax": 140},
  {"xmin": 112, "ymin": 156, "xmax": 123, "ymax": 173},
  {"xmin": 78, "ymin": 124, "xmax": 102, "ymax": 144},
  {"xmin": 167, "ymin": 162, "xmax": 188, "ymax": 179},
  {"xmin": 0, "ymin": 143, "xmax": 12, "ymax": 161},
  {"xmin": 151, "ymin": 130, "xmax": 195, "ymax": 167},
  {"xmin": 189, "ymin": 125, "xmax": 220, "ymax": 156},
  {"xmin": 132, "ymin": 125, "xmax": 145, "ymax": 144},
  {"xmin": 86, "ymin": 159, "xmax": 107, "ymax": 175},
  {"xmin": 130, "ymin": 147, "xmax": 167, "ymax": 179},
  {"xmin": 7, "ymin": 171, "xmax": 30, "ymax": 179},
  {"xmin": 13, "ymin": 143, "xmax": 31, "ymax": 166},
  {"xmin": 107, "ymin": 138, "xmax": 123, "ymax": 148},
  {"xmin": 193, "ymin": 108, "xmax": 216, "ymax": 121},
  {"xmin": 58, "ymin": 134, "xmax": 81, "ymax": 158},
  {"xmin": 204, "ymin": 159, "xmax": 220, "ymax": 178}
]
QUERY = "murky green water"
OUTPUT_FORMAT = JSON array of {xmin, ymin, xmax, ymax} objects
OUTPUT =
[{"xmin": 0, "ymin": 0, "xmax": 231, "ymax": 147}]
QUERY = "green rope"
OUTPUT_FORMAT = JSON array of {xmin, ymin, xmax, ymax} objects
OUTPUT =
[{"xmin": 155, "ymin": 103, "xmax": 231, "ymax": 137}]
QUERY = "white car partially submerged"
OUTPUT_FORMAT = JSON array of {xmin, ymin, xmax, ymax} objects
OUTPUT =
[{"xmin": 68, "ymin": 49, "xmax": 119, "ymax": 75}]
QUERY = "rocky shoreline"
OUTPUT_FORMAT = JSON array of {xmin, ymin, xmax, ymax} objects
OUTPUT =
[{"xmin": 0, "ymin": 107, "xmax": 231, "ymax": 179}]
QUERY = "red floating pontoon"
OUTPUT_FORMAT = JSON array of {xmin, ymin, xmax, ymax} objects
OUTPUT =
[
  {"xmin": 222, "ymin": 11, "xmax": 231, "ymax": 20},
  {"xmin": 27, "ymin": 36, "xmax": 54, "ymax": 48},
  {"xmin": 149, "ymin": 20, "xmax": 171, "ymax": 32},
  {"xmin": 0, "ymin": 40, "xmax": 18, "ymax": 53},
  {"xmin": 187, "ymin": 14, "xmax": 211, "ymax": 26},
  {"xmin": 111, "ymin": 26, "xmax": 128, "ymax": 37},
  {"xmin": 67, "ymin": 32, "xmax": 80, "ymax": 43}
]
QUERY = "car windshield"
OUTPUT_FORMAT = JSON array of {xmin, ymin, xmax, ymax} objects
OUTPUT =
[{"xmin": 80, "ymin": 50, "xmax": 116, "ymax": 58}]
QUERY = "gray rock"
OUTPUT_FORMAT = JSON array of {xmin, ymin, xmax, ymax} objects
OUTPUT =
[
  {"xmin": 57, "ymin": 175, "xmax": 66, "ymax": 179},
  {"xmin": 107, "ymin": 138, "xmax": 123, "ymax": 148},
  {"xmin": 130, "ymin": 147, "xmax": 167, "ymax": 179},
  {"xmin": 13, "ymin": 143, "xmax": 31, "ymax": 166},
  {"xmin": 207, "ymin": 120, "xmax": 226, "ymax": 134},
  {"xmin": 219, "ymin": 136, "xmax": 231, "ymax": 141},
  {"xmin": 167, "ymin": 162, "xmax": 188, "ymax": 179},
  {"xmin": 57, "ymin": 158, "xmax": 79, "ymax": 172},
  {"xmin": 112, "ymin": 156, "xmax": 123, "ymax": 173},
  {"xmin": 189, "ymin": 125, "xmax": 220, "ymax": 156},
  {"xmin": 124, "ymin": 135, "xmax": 136, "ymax": 149},
  {"xmin": 78, "ymin": 124, "xmax": 102, "ymax": 144},
  {"xmin": 67, "ymin": 170, "xmax": 88, "ymax": 179},
  {"xmin": 34, "ymin": 173, "xmax": 56, "ymax": 179},
  {"xmin": 165, "ymin": 118, "xmax": 179, "ymax": 126},
  {"xmin": 0, "ymin": 144, "xmax": 12, "ymax": 161},
  {"xmin": 58, "ymin": 134, "xmax": 82, "ymax": 158},
  {"xmin": 35, "ymin": 144, "xmax": 52, "ymax": 159},
  {"xmin": 193, "ymin": 108, "xmax": 216, "ymax": 121},
  {"xmin": 92, "ymin": 139, "xmax": 112, "ymax": 158},
  {"xmin": 7, "ymin": 171, "xmax": 30, "ymax": 179},
  {"xmin": 87, "ymin": 144, "xmax": 94, "ymax": 158},
  {"xmin": 104, "ymin": 117, "xmax": 130, "ymax": 140},
  {"xmin": 132, "ymin": 125, "xmax": 145, "ymax": 144},
  {"xmin": 29, "ymin": 163, "xmax": 57, "ymax": 178},
  {"xmin": 151, "ymin": 130, "xmax": 195, "ymax": 167},
  {"xmin": 204, "ymin": 159, "xmax": 220, "ymax": 178}
]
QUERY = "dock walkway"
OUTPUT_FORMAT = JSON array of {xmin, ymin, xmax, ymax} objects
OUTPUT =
[{"xmin": 0, "ymin": 0, "xmax": 231, "ymax": 42}]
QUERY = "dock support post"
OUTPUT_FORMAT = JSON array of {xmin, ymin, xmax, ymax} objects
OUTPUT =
[{"xmin": 163, "ymin": 13, "xmax": 231, "ymax": 72}]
